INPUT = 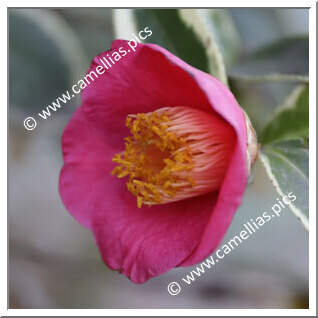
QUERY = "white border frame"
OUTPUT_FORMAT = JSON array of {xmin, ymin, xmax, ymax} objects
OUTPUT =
[{"xmin": 2, "ymin": 0, "xmax": 316, "ymax": 316}]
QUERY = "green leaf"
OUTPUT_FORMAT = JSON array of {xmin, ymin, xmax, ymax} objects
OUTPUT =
[
  {"xmin": 260, "ymin": 139, "xmax": 309, "ymax": 230},
  {"xmin": 261, "ymin": 85, "xmax": 309, "ymax": 144},
  {"xmin": 134, "ymin": 9, "xmax": 208, "ymax": 73},
  {"xmin": 228, "ymin": 36, "xmax": 309, "ymax": 79},
  {"xmin": 204, "ymin": 9, "xmax": 241, "ymax": 66},
  {"xmin": 178, "ymin": 9, "xmax": 229, "ymax": 85},
  {"xmin": 229, "ymin": 78, "xmax": 298, "ymax": 136}
]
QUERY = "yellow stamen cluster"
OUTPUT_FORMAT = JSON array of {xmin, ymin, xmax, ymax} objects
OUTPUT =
[
  {"xmin": 111, "ymin": 111, "xmax": 195, "ymax": 207},
  {"xmin": 112, "ymin": 106, "xmax": 236, "ymax": 208}
]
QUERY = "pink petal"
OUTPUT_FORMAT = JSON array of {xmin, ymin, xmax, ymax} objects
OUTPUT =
[
  {"xmin": 92, "ymin": 187, "xmax": 216, "ymax": 283},
  {"xmin": 59, "ymin": 107, "xmax": 114, "ymax": 229}
]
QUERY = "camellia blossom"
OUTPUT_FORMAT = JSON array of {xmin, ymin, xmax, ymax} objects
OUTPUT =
[{"xmin": 59, "ymin": 40, "xmax": 258, "ymax": 284}]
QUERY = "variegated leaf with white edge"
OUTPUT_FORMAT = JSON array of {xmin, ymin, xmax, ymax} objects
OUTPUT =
[{"xmin": 260, "ymin": 139, "xmax": 309, "ymax": 230}]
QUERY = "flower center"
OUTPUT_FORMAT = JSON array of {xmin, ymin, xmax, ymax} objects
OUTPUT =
[{"xmin": 112, "ymin": 106, "xmax": 235, "ymax": 208}]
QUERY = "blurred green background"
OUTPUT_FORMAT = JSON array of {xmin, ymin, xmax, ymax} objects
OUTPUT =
[{"xmin": 9, "ymin": 8, "xmax": 309, "ymax": 309}]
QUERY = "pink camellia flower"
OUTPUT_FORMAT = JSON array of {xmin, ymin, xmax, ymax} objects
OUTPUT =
[{"xmin": 59, "ymin": 40, "xmax": 258, "ymax": 284}]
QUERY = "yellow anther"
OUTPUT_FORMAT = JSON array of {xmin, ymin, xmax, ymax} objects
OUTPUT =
[
  {"xmin": 137, "ymin": 196, "xmax": 143, "ymax": 208},
  {"xmin": 111, "ymin": 108, "xmax": 196, "ymax": 207}
]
